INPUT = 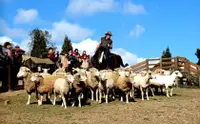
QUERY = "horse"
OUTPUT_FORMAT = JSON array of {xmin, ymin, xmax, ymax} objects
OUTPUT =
[{"xmin": 89, "ymin": 49, "xmax": 128, "ymax": 70}]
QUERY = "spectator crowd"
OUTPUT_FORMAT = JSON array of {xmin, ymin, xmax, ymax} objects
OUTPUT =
[{"xmin": 0, "ymin": 41, "xmax": 90, "ymax": 92}]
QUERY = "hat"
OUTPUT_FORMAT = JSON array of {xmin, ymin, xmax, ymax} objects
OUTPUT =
[
  {"xmin": 105, "ymin": 31, "xmax": 112, "ymax": 36},
  {"xmin": 3, "ymin": 42, "xmax": 12, "ymax": 48}
]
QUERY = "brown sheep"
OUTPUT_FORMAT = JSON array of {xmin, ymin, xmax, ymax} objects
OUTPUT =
[
  {"xmin": 30, "ymin": 73, "xmax": 65, "ymax": 105},
  {"xmin": 16, "ymin": 66, "xmax": 40, "ymax": 105}
]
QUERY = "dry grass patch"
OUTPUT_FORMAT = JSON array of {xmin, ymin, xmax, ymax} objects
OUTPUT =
[{"xmin": 0, "ymin": 88, "xmax": 200, "ymax": 124}]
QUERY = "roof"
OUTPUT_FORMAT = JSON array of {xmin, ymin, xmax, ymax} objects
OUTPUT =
[{"xmin": 22, "ymin": 55, "xmax": 54, "ymax": 64}]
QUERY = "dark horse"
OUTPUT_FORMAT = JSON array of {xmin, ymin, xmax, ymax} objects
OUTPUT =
[{"xmin": 89, "ymin": 49, "xmax": 128, "ymax": 70}]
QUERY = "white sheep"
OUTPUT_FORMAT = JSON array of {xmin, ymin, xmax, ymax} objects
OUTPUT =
[
  {"xmin": 53, "ymin": 74, "xmax": 74, "ymax": 109},
  {"xmin": 150, "ymin": 70, "xmax": 183, "ymax": 97},
  {"xmin": 98, "ymin": 69, "xmax": 118, "ymax": 103},
  {"xmin": 130, "ymin": 71, "xmax": 152, "ymax": 101},
  {"xmin": 116, "ymin": 70, "xmax": 132, "ymax": 103},
  {"xmin": 85, "ymin": 68, "xmax": 100, "ymax": 102}
]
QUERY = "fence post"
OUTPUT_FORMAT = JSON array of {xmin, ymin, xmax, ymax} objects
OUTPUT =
[
  {"xmin": 198, "ymin": 67, "xmax": 200, "ymax": 87},
  {"xmin": 146, "ymin": 60, "xmax": 149, "ymax": 71},
  {"xmin": 174, "ymin": 57, "xmax": 178, "ymax": 70},
  {"xmin": 160, "ymin": 58, "xmax": 162, "ymax": 69},
  {"xmin": 184, "ymin": 59, "xmax": 188, "ymax": 73}
]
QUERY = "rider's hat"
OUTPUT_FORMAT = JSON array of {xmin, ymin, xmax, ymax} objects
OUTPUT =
[{"xmin": 105, "ymin": 31, "xmax": 112, "ymax": 36}]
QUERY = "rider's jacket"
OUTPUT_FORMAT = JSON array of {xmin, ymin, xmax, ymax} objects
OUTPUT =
[{"xmin": 100, "ymin": 37, "xmax": 113, "ymax": 49}]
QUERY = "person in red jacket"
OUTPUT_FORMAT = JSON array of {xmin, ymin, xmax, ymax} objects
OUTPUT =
[
  {"xmin": 48, "ymin": 47, "xmax": 58, "ymax": 63},
  {"xmin": 81, "ymin": 50, "xmax": 89, "ymax": 60}
]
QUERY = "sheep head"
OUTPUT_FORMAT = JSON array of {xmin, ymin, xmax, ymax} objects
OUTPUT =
[
  {"xmin": 30, "ymin": 73, "xmax": 43, "ymax": 83},
  {"xmin": 66, "ymin": 74, "xmax": 74, "ymax": 83},
  {"xmin": 74, "ymin": 72, "xmax": 87, "ymax": 82},
  {"xmin": 119, "ymin": 70, "xmax": 130, "ymax": 77},
  {"xmin": 172, "ymin": 70, "xmax": 183, "ymax": 78},
  {"xmin": 17, "ymin": 66, "xmax": 31, "ymax": 78}
]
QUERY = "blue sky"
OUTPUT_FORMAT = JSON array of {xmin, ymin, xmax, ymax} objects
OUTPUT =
[{"xmin": 0, "ymin": 0, "xmax": 199, "ymax": 64}]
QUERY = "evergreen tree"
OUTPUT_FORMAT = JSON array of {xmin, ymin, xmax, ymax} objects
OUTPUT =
[
  {"xmin": 61, "ymin": 35, "xmax": 73, "ymax": 54},
  {"xmin": 29, "ymin": 29, "xmax": 51, "ymax": 58},
  {"xmin": 161, "ymin": 47, "xmax": 172, "ymax": 69},
  {"xmin": 195, "ymin": 48, "xmax": 200, "ymax": 65}
]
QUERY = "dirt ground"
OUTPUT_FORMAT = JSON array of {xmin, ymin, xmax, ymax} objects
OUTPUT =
[{"xmin": 0, "ymin": 88, "xmax": 200, "ymax": 124}]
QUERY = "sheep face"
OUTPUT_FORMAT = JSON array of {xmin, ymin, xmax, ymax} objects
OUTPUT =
[
  {"xmin": 172, "ymin": 70, "xmax": 183, "ymax": 78},
  {"xmin": 74, "ymin": 73, "xmax": 87, "ymax": 82},
  {"xmin": 89, "ymin": 68, "xmax": 100, "ymax": 77},
  {"xmin": 17, "ymin": 67, "xmax": 31, "ymax": 78},
  {"xmin": 119, "ymin": 70, "xmax": 130, "ymax": 77},
  {"xmin": 30, "ymin": 73, "xmax": 42, "ymax": 82},
  {"xmin": 66, "ymin": 74, "xmax": 74, "ymax": 83},
  {"xmin": 99, "ymin": 71, "xmax": 107, "ymax": 81}
]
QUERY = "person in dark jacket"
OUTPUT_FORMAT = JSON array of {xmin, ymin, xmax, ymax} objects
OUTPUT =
[{"xmin": 94, "ymin": 31, "xmax": 113, "ymax": 69}]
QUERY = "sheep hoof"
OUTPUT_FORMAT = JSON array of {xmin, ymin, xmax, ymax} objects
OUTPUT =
[
  {"xmin": 142, "ymin": 99, "xmax": 144, "ymax": 101},
  {"xmin": 71, "ymin": 103, "xmax": 75, "ymax": 107},
  {"xmin": 26, "ymin": 102, "xmax": 30, "ymax": 105}
]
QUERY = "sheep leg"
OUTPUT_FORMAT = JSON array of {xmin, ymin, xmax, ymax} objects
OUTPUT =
[
  {"xmin": 61, "ymin": 94, "xmax": 67, "ymax": 109},
  {"xmin": 71, "ymin": 93, "xmax": 77, "ymax": 107},
  {"xmin": 26, "ymin": 94, "xmax": 31, "ymax": 105},
  {"xmin": 47, "ymin": 93, "xmax": 53, "ymax": 104},
  {"xmin": 126, "ymin": 92, "xmax": 129, "ymax": 103},
  {"xmin": 112, "ymin": 89, "xmax": 115, "ymax": 100},
  {"xmin": 53, "ymin": 92, "xmax": 56, "ymax": 106},
  {"xmin": 99, "ymin": 89, "xmax": 102, "ymax": 103},
  {"xmin": 170, "ymin": 87, "xmax": 173, "ymax": 97},
  {"xmin": 166, "ymin": 87, "xmax": 169, "ymax": 97},
  {"xmin": 105, "ymin": 88, "xmax": 109, "ymax": 103},
  {"xmin": 35, "ymin": 90, "xmax": 41, "ymax": 105},
  {"xmin": 120, "ymin": 96, "xmax": 123, "ymax": 102},
  {"xmin": 90, "ymin": 89, "xmax": 94, "ymax": 101},
  {"xmin": 78, "ymin": 94, "xmax": 82, "ymax": 107},
  {"xmin": 150, "ymin": 87, "xmax": 155, "ymax": 97},
  {"xmin": 140, "ymin": 86, "xmax": 144, "ymax": 101},
  {"xmin": 146, "ymin": 88, "xmax": 149, "ymax": 100},
  {"xmin": 95, "ymin": 89, "xmax": 99, "ymax": 102},
  {"xmin": 39, "ymin": 95, "xmax": 43, "ymax": 106}
]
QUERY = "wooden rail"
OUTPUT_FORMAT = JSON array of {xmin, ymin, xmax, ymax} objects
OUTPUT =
[{"xmin": 130, "ymin": 56, "xmax": 200, "ymax": 86}]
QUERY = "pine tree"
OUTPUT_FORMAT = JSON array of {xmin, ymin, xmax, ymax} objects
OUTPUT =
[
  {"xmin": 29, "ymin": 29, "xmax": 51, "ymax": 58},
  {"xmin": 61, "ymin": 35, "xmax": 73, "ymax": 54},
  {"xmin": 195, "ymin": 48, "xmax": 200, "ymax": 65},
  {"xmin": 161, "ymin": 47, "xmax": 172, "ymax": 70}
]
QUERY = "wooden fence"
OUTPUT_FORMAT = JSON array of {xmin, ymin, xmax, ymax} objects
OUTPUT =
[{"xmin": 130, "ymin": 56, "xmax": 200, "ymax": 86}]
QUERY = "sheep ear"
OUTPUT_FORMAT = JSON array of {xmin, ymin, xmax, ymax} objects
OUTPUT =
[{"xmin": 26, "ymin": 68, "xmax": 31, "ymax": 72}]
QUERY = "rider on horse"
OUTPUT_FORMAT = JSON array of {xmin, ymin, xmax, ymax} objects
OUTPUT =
[{"xmin": 94, "ymin": 31, "xmax": 113, "ymax": 69}]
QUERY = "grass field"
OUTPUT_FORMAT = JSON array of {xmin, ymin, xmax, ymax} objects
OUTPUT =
[{"xmin": 0, "ymin": 88, "xmax": 200, "ymax": 124}]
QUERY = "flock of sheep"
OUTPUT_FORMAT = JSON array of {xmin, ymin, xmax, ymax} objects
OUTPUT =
[{"xmin": 16, "ymin": 66, "xmax": 183, "ymax": 109}]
